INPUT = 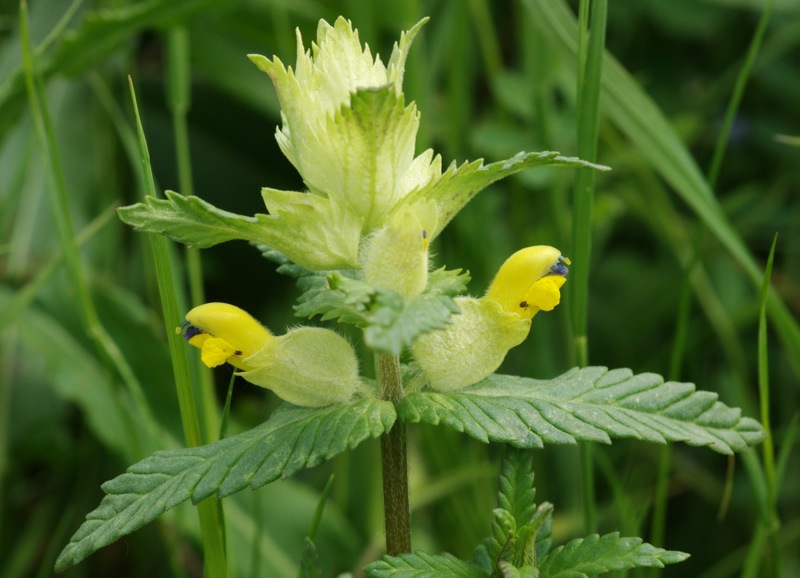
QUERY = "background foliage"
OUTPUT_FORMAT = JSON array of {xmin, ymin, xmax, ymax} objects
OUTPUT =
[{"xmin": 1, "ymin": 0, "xmax": 798, "ymax": 577}]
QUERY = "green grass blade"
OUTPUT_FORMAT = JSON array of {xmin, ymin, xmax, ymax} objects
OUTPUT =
[
  {"xmin": 707, "ymin": 0, "xmax": 775, "ymax": 190},
  {"xmin": 165, "ymin": 25, "xmax": 219, "ymax": 444},
  {"xmin": 758, "ymin": 235, "xmax": 777, "ymax": 503},
  {"xmin": 757, "ymin": 234, "xmax": 780, "ymax": 576},
  {"xmin": 570, "ymin": 0, "xmax": 608, "ymax": 536},
  {"xmin": 127, "ymin": 77, "xmax": 229, "ymax": 578}
]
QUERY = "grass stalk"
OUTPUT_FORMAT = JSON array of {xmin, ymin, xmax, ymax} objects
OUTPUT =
[
  {"xmin": 756, "ymin": 235, "xmax": 780, "ymax": 575},
  {"xmin": 468, "ymin": 0, "xmax": 503, "ymax": 77},
  {"xmin": 165, "ymin": 26, "xmax": 220, "ymax": 444},
  {"xmin": 707, "ymin": 0, "xmax": 775, "ymax": 191},
  {"xmin": 127, "ymin": 77, "xmax": 229, "ymax": 578},
  {"xmin": 648, "ymin": 243, "xmax": 696, "ymax": 559},
  {"xmin": 377, "ymin": 353, "xmax": 411, "ymax": 555},
  {"xmin": 571, "ymin": 0, "xmax": 607, "ymax": 534}
]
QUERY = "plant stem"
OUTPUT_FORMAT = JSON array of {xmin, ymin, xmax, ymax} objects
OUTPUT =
[{"xmin": 377, "ymin": 353, "xmax": 411, "ymax": 555}]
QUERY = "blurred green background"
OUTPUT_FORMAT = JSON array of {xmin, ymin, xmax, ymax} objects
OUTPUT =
[{"xmin": 1, "ymin": 0, "xmax": 798, "ymax": 576}]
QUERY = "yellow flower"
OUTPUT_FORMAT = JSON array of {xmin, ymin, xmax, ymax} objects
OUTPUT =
[
  {"xmin": 411, "ymin": 246, "xmax": 569, "ymax": 391},
  {"xmin": 484, "ymin": 245, "xmax": 569, "ymax": 318},
  {"xmin": 181, "ymin": 303, "xmax": 360, "ymax": 407},
  {"xmin": 181, "ymin": 302, "xmax": 272, "ymax": 370}
]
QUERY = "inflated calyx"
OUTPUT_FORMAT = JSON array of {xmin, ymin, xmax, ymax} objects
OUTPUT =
[
  {"xmin": 411, "ymin": 246, "xmax": 569, "ymax": 391},
  {"xmin": 181, "ymin": 303, "xmax": 359, "ymax": 407}
]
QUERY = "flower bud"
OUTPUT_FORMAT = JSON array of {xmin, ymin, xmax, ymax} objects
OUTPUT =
[
  {"xmin": 411, "ymin": 246, "xmax": 569, "ymax": 391},
  {"xmin": 181, "ymin": 303, "xmax": 359, "ymax": 407},
  {"xmin": 361, "ymin": 203, "xmax": 435, "ymax": 298}
]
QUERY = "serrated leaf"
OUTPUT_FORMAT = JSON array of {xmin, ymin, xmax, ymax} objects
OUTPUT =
[
  {"xmin": 532, "ymin": 503, "xmax": 554, "ymax": 563},
  {"xmin": 363, "ymin": 285, "xmax": 462, "ymax": 355},
  {"xmin": 497, "ymin": 561, "xmax": 538, "ymax": 578},
  {"xmin": 487, "ymin": 450, "xmax": 546, "ymax": 573},
  {"xmin": 300, "ymin": 538, "xmax": 322, "ymax": 578},
  {"xmin": 398, "ymin": 367, "xmax": 764, "ymax": 454},
  {"xmin": 117, "ymin": 188, "xmax": 361, "ymax": 270},
  {"xmin": 537, "ymin": 533, "xmax": 689, "ymax": 578},
  {"xmin": 498, "ymin": 448, "xmax": 536, "ymax": 529},
  {"xmin": 55, "ymin": 398, "xmax": 395, "ymax": 572},
  {"xmin": 294, "ymin": 273, "xmax": 373, "ymax": 327},
  {"xmin": 426, "ymin": 266, "xmax": 473, "ymax": 296},
  {"xmin": 490, "ymin": 508, "xmax": 517, "ymax": 565},
  {"xmin": 401, "ymin": 151, "xmax": 610, "ymax": 241},
  {"xmin": 117, "ymin": 190, "xmax": 275, "ymax": 246},
  {"xmin": 364, "ymin": 551, "xmax": 490, "ymax": 578},
  {"xmin": 296, "ymin": 268, "xmax": 470, "ymax": 355},
  {"xmin": 254, "ymin": 244, "xmax": 318, "ymax": 279}
]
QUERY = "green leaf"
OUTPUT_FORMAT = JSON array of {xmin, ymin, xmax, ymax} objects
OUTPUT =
[
  {"xmin": 532, "ymin": 503, "xmax": 554, "ymax": 564},
  {"xmin": 537, "ymin": 533, "xmax": 689, "ymax": 577},
  {"xmin": 364, "ymin": 269, "xmax": 470, "ymax": 354},
  {"xmin": 398, "ymin": 367, "xmax": 764, "ymax": 454},
  {"xmin": 118, "ymin": 191, "xmax": 273, "ymax": 247},
  {"xmin": 497, "ymin": 561, "xmax": 538, "ymax": 578},
  {"xmin": 364, "ymin": 552, "xmax": 490, "ymax": 578},
  {"xmin": 402, "ymin": 151, "xmax": 609, "ymax": 241},
  {"xmin": 497, "ymin": 448, "xmax": 536, "ymax": 529},
  {"xmin": 294, "ymin": 273, "xmax": 373, "ymax": 327},
  {"xmin": 295, "ymin": 268, "xmax": 471, "ymax": 355},
  {"xmin": 55, "ymin": 398, "xmax": 395, "ymax": 572},
  {"xmin": 255, "ymin": 245, "xmax": 328, "ymax": 289},
  {"xmin": 300, "ymin": 538, "xmax": 322, "ymax": 578},
  {"xmin": 489, "ymin": 508, "xmax": 517, "ymax": 567},
  {"xmin": 486, "ymin": 449, "xmax": 550, "ymax": 574},
  {"xmin": 117, "ymin": 188, "xmax": 361, "ymax": 270}
]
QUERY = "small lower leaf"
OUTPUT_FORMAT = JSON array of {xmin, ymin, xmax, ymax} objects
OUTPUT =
[
  {"xmin": 295, "ymin": 267, "xmax": 470, "ymax": 355},
  {"xmin": 300, "ymin": 538, "xmax": 322, "ymax": 578},
  {"xmin": 537, "ymin": 533, "xmax": 689, "ymax": 578},
  {"xmin": 497, "ymin": 448, "xmax": 536, "ymax": 529},
  {"xmin": 55, "ymin": 398, "xmax": 395, "ymax": 572},
  {"xmin": 398, "ymin": 367, "xmax": 764, "ymax": 454},
  {"xmin": 364, "ymin": 551, "xmax": 490, "ymax": 577}
]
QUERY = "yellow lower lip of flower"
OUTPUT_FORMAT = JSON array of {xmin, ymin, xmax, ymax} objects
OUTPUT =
[
  {"xmin": 181, "ymin": 303, "xmax": 272, "ymax": 370},
  {"xmin": 185, "ymin": 334, "xmax": 258, "ymax": 371},
  {"xmin": 523, "ymin": 275, "xmax": 566, "ymax": 314},
  {"xmin": 484, "ymin": 246, "xmax": 569, "ymax": 319}
]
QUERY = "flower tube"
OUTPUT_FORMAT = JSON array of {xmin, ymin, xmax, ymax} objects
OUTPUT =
[{"xmin": 411, "ymin": 246, "xmax": 569, "ymax": 391}]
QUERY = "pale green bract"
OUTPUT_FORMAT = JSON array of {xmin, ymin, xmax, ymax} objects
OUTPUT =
[
  {"xmin": 117, "ymin": 16, "xmax": 608, "ymax": 273},
  {"xmin": 54, "ymin": 398, "xmax": 396, "ymax": 572}
]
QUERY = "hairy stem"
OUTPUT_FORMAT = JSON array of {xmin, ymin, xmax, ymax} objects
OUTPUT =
[{"xmin": 377, "ymin": 353, "xmax": 411, "ymax": 555}]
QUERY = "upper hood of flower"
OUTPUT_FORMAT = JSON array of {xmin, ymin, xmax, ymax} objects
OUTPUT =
[
  {"xmin": 484, "ymin": 246, "xmax": 570, "ymax": 319},
  {"xmin": 249, "ymin": 17, "xmax": 432, "ymax": 231},
  {"xmin": 117, "ymin": 17, "xmax": 607, "ymax": 274}
]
